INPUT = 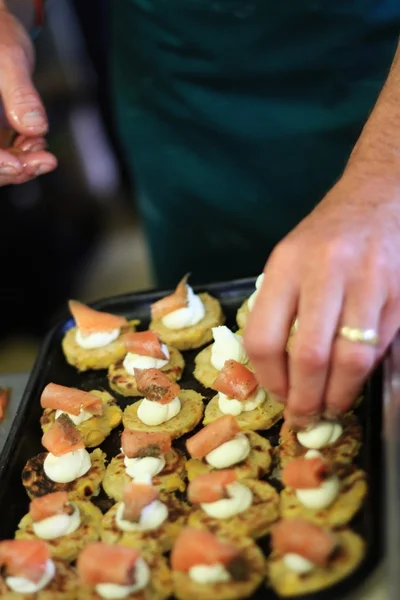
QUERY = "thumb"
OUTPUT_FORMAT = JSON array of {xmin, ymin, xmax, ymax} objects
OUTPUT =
[{"xmin": 0, "ymin": 49, "xmax": 48, "ymax": 136}]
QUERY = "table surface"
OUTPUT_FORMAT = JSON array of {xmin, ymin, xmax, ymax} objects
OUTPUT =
[{"xmin": 0, "ymin": 372, "xmax": 388, "ymax": 600}]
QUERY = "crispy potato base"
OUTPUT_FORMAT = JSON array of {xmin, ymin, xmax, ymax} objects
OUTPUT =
[
  {"xmin": 16, "ymin": 500, "xmax": 103, "ymax": 562},
  {"xmin": 108, "ymin": 346, "xmax": 185, "ymax": 397},
  {"xmin": 40, "ymin": 390, "xmax": 122, "ymax": 448},
  {"xmin": 102, "ymin": 449, "xmax": 187, "ymax": 502},
  {"xmin": 204, "ymin": 393, "xmax": 284, "ymax": 431},
  {"xmin": 186, "ymin": 432, "xmax": 273, "ymax": 481},
  {"xmin": 122, "ymin": 390, "xmax": 204, "ymax": 439},
  {"xmin": 267, "ymin": 530, "xmax": 365, "ymax": 596},
  {"xmin": 62, "ymin": 321, "xmax": 138, "ymax": 372},
  {"xmin": 188, "ymin": 479, "xmax": 279, "ymax": 538},
  {"xmin": 150, "ymin": 293, "xmax": 224, "ymax": 351},
  {"xmin": 22, "ymin": 449, "xmax": 106, "ymax": 501},
  {"xmin": 0, "ymin": 560, "xmax": 77, "ymax": 600}
]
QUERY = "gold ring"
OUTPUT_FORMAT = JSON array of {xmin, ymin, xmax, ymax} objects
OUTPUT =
[{"xmin": 338, "ymin": 326, "xmax": 379, "ymax": 346}]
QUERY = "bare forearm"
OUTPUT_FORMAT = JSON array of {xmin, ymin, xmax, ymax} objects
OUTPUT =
[{"xmin": 348, "ymin": 43, "xmax": 400, "ymax": 182}]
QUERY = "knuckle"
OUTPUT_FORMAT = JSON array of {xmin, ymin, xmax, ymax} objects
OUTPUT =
[
  {"xmin": 9, "ymin": 85, "xmax": 38, "ymax": 107},
  {"xmin": 323, "ymin": 239, "xmax": 352, "ymax": 267},
  {"xmin": 294, "ymin": 343, "xmax": 329, "ymax": 372},
  {"xmin": 0, "ymin": 45, "xmax": 27, "ymax": 69}
]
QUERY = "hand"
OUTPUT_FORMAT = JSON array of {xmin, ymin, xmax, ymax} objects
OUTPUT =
[
  {"xmin": 244, "ymin": 171, "xmax": 400, "ymax": 428},
  {"xmin": 0, "ymin": 7, "xmax": 57, "ymax": 186}
]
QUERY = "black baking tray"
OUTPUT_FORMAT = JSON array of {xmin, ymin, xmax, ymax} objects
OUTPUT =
[{"xmin": 0, "ymin": 278, "xmax": 383, "ymax": 599}]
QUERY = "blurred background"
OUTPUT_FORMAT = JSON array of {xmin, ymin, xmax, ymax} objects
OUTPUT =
[{"xmin": 0, "ymin": 0, "xmax": 153, "ymax": 373}]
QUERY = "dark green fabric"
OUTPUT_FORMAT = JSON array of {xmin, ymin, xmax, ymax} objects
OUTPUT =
[{"xmin": 111, "ymin": 0, "xmax": 400, "ymax": 287}]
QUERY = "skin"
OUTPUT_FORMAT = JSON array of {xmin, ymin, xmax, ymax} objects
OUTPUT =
[
  {"xmin": 245, "ymin": 44, "xmax": 400, "ymax": 428},
  {"xmin": 2, "ymin": 6, "xmax": 399, "ymax": 426},
  {"xmin": 0, "ymin": 1, "xmax": 57, "ymax": 185}
]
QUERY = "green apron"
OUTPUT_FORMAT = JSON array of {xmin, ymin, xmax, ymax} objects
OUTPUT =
[{"xmin": 111, "ymin": 0, "xmax": 400, "ymax": 287}]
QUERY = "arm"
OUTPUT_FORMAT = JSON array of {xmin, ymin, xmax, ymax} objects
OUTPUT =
[
  {"xmin": 245, "ymin": 43, "xmax": 400, "ymax": 427},
  {"xmin": 0, "ymin": 0, "xmax": 56, "ymax": 185}
]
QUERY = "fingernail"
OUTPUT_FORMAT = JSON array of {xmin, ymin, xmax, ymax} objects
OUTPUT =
[
  {"xmin": 24, "ymin": 142, "xmax": 46, "ymax": 153},
  {"xmin": 324, "ymin": 408, "xmax": 340, "ymax": 420},
  {"xmin": 22, "ymin": 111, "xmax": 46, "ymax": 129},
  {"xmin": 35, "ymin": 163, "xmax": 54, "ymax": 176},
  {"xmin": 0, "ymin": 165, "xmax": 19, "ymax": 175}
]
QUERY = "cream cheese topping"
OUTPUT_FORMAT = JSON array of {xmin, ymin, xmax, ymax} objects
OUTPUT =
[
  {"xmin": 95, "ymin": 558, "xmax": 150, "ymax": 600},
  {"xmin": 294, "ymin": 449, "xmax": 340, "ymax": 509},
  {"xmin": 137, "ymin": 397, "xmax": 181, "ymax": 426},
  {"xmin": 116, "ymin": 499, "xmax": 168, "ymax": 532},
  {"xmin": 123, "ymin": 452, "xmax": 166, "ymax": 481},
  {"xmin": 75, "ymin": 328, "xmax": 120, "ymax": 349},
  {"xmin": 218, "ymin": 388, "xmax": 265, "ymax": 416},
  {"xmin": 201, "ymin": 482, "xmax": 253, "ymax": 519},
  {"xmin": 161, "ymin": 285, "xmax": 205, "ymax": 330},
  {"xmin": 189, "ymin": 564, "xmax": 231, "ymax": 584},
  {"xmin": 297, "ymin": 421, "xmax": 343, "ymax": 449},
  {"xmin": 247, "ymin": 274, "xmax": 264, "ymax": 311},
  {"xmin": 283, "ymin": 553, "xmax": 315, "ymax": 574},
  {"xmin": 6, "ymin": 559, "xmax": 55, "ymax": 594},
  {"xmin": 43, "ymin": 448, "xmax": 91, "ymax": 483},
  {"xmin": 123, "ymin": 344, "xmax": 169, "ymax": 374},
  {"xmin": 211, "ymin": 326, "xmax": 247, "ymax": 371},
  {"xmin": 55, "ymin": 408, "xmax": 92, "ymax": 426},
  {"xmin": 205, "ymin": 433, "xmax": 251, "ymax": 469},
  {"xmin": 33, "ymin": 504, "xmax": 81, "ymax": 540}
]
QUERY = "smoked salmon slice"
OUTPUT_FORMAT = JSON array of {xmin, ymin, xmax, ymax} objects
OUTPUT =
[
  {"xmin": 135, "ymin": 368, "xmax": 180, "ymax": 404},
  {"xmin": 42, "ymin": 414, "xmax": 85, "ymax": 456},
  {"xmin": 171, "ymin": 528, "xmax": 240, "ymax": 572},
  {"xmin": 40, "ymin": 383, "xmax": 103, "ymax": 416},
  {"xmin": 123, "ymin": 331, "xmax": 167, "ymax": 360},
  {"xmin": 121, "ymin": 429, "xmax": 172, "ymax": 458},
  {"xmin": 282, "ymin": 456, "xmax": 330, "ymax": 489},
  {"xmin": 186, "ymin": 415, "xmax": 240, "ymax": 460},
  {"xmin": 212, "ymin": 360, "xmax": 258, "ymax": 401},
  {"xmin": 77, "ymin": 542, "xmax": 140, "ymax": 586},
  {"xmin": 188, "ymin": 470, "xmax": 237, "ymax": 504},
  {"xmin": 271, "ymin": 519, "xmax": 337, "ymax": 567},
  {"xmin": 69, "ymin": 300, "xmax": 128, "ymax": 335},
  {"xmin": 0, "ymin": 540, "xmax": 50, "ymax": 583},
  {"xmin": 121, "ymin": 481, "xmax": 158, "ymax": 522},
  {"xmin": 151, "ymin": 274, "xmax": 189, "ymax": 320},
  {"xmin": 30, "ymin": 491, "xmax": 72, "ymax": 522}
]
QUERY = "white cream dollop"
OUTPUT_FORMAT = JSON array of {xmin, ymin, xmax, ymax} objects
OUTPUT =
[
  {"xmin": 75, "ymin": 328, "xmax": 120, "ymax": 350},
  {"xmin": 297, "ymin": 421, "xmax": 343, "ymax": 449},
  {"xmin": 189, "ymin": 564, "xmax": 231, "ymax": 584},
  {"xmin": 123, "ymin": 453, "xmax": 166, "ymax": 480},
  {"xmin": 218, "ymin": 388, "xmax": 265, "ymax": 416},
  {"xmin": 247, "ymin": 274, "xmax": 264, "ymax": 311},
  {"xmin": 44, "ymin": 448, "xmax": 91, "ymax": 483},
  {"xmin": 161, "ymin": 285, "xmax": 205, "ymax": 330},
  {"xmin": 211, "ymin": 326, "xmax": 247, "ymax": 371},
  {"xmin": 201, "ymin": 482, "xmax": 253, "ymax": 519},
  {"xmin": 206, "ymin": 433, "xmax": 251, "ymax": 469},
  {"xmin": 294, "ymin": 449, "xmax": 340, "ymax": 510},
  {"xmin": 33, "ymin": 504, "xmax": 81, "ymax": 540},
  {"xmin": 283, "ymin": 553, "xmax": 315, "ymax": 574},
  {"xmin": 116, "ymin": 499, "xmax": 168, "ymax": 532},
  {"xmin": 55, "ymin": 408, "xmax": 92, "ymax": 426},
  {"xmin": 6, "ymin": 559, "xmax": 55, "ymax": 594},
  {"xmin": 137, "ymin": 397, "xmax": 181, "ymax": 426},
  {"xmin": 95, "ymin": 558, "xmax": 150, "ymax": 600},
  {"xmin": 123, "ymin": 345, "xmax": 169, "ymax": 374}
]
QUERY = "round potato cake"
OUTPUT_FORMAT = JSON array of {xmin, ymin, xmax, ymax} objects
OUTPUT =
[
  {"xmin": 204, "ymin": 393, "xmax": 284, "ymax": 431},
  {"xmin": 173, "ymin": 533, "xmax": 265, "ymax": 600},
  {"xmin": 123, "ymin": 390, "xmax": 204, "ymax": 439},
  {"xmin": 236, "ymin": 299, "xmax": 249, "ymax": 330},
  {"xmin": 267, "ymin": 529, "xmax": 365, "ymax": 596},
  {"xmin": 186, "ymin": 432, "xmax": 273, "ymax": 482},
  {"xmin": 40, "ymin": 390, "xmax": 122, "ymax": 448},
  {"xmin": 188, "ymin": 479, "xmax": 279, "ymax": 539},
  {"xmin": 21, "ymin": 449, "xmax": 106, "ymax": 501},
  {"xmin": 101, "ymin": 492, "xmax": 189, "ymax": 553},
  {"xmin": 62, "ymin": 321, "xmax": 139, "ymax": 372},
  {"xmin": 108, "ymin": 345, "xmax": 185, "ymax": 397},
  {"xmin": 149, "ymin": 293, "xmax": 225, "ymax": 351},
  {"xmin": 77, "ymin": 552, "xmax": 173, "ymax": 600},
  {"xmin": 102, "ymin": 449, "xmax": 187, "ymax": 502},
  {"xmin": 0, "ymin": 560, "xmax": 77, "ymax": 600},
  {"xmin": 16, "ymin": 500, "xmax": 103, "ymax": 563}
]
